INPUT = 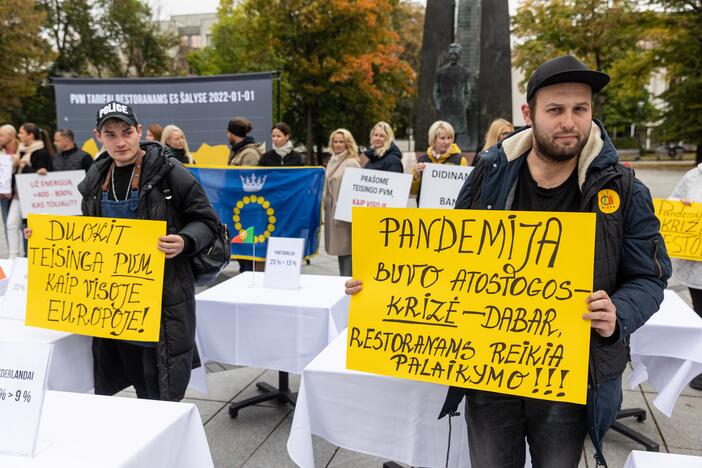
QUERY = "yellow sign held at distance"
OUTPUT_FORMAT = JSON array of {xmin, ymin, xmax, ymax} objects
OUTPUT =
[
  {"xmin": 348, "ymin": 207, "xmax": 596, "ymax": 405},
  {"xmin": 25, "ymin": 214, "xmax": 166, "ymax": 342},
  {"xmin": 654, "ymin": 198, "xmax": 702, "ymax": 261}
]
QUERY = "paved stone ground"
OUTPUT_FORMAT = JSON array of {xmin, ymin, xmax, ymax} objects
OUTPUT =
[{"xmin": 2, "ymin": 164, "xmax": 700, "ymax": 467}]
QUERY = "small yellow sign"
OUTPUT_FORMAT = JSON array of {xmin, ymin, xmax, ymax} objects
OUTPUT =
[
  {"xmin": 654, "ymin": 198, "xmax": 702, "ymax": 261},
  {"xmin": 348, "ymin": 207, "xmax": 596, "ymax": 405},
  {"xmin": 25, "ymin": 214, "xmax": 166, "ymax": 341},
  {"xmin": 597, "ymin": 189, "xmax": 620, "ymax": 214}
]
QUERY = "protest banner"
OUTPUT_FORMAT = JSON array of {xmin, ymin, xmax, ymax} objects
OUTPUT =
[
  {"xmin": 15, "ymin": 170, "xmax": 85, "ymax": 218},
  {"xmin": 188, "ymin": 166, "xmax": 323, "ymax": 260},
  {"xmin": 54, "ymin": 73, "xmax": 273, "ymax": 165},
  {"xmin": 347, "ymin": 207, "xmax": 596, "ymax": 404},
  {"xmin": 25, "ymin": 214, "xmax": 166, "ymax": 341},
  {"xmin": 418, "ymin": 163, "xmax": 473, "ymax": 209},
  {"xmin": 0, "ymin": 153, "xmax": 12, "ymax": 195},
  {"xmin": 0, "ymin": 341, "xmax": 51, "ymax": 456},
  {"xmin": 654, "ymin": 198, "xmax": 702, "ymax": 261},
  {"xmin": 334, "ymin": 168, "xmax": 412, "ymax": 222}
]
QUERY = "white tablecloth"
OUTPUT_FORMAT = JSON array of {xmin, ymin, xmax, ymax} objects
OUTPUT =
[
  {"xmin": 630, "ymin": 289, "xmax": 702, "ymax": 417},
  {"xmin": 287, "ymin": 328, "xmax": 470, "ymax": 468},
  {"xmin": 190, "ymin": 272, "xmax": 349, "ymax": 393},
  {"xmin": 623, "ymin": 450, "xmax": 702, "ymax": 468},
  {"xmin": 0, "ymin": 391, "xmax": 213, "ymax": 467},
  {"xmin": 0, "ymin": 319, "xmax": 93, "ymax": 393}
]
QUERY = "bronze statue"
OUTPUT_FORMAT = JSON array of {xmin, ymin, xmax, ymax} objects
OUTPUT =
[{"xmin": 433, "ymin": 43, "xmax": 472, "ymax": 148}]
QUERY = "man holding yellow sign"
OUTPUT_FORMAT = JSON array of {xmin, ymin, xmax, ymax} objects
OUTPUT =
[
  {"xmin": 345, "ymin": 56, "xmax": 671, "ymax": 468},
  {"xmin": 26, "ymin": 102, "xmax": 222, "ymax": 402}
]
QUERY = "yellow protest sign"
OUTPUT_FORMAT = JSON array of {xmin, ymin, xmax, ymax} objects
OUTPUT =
[
  {"xmin": 348, "ymin": 208, "xmax": 596, "ymax": 405},
  {"xmin": 654, "ymin": 198, "xmax": 702, "ymax": 261},
  {"xmin": 25, "ymin": 214, "xmax": 166, "ymax": 342}
]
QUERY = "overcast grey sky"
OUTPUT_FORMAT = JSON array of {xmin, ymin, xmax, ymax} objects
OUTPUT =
[{"xmin": 153, "ymin": 0, "xmax": 520, "ymax": 20}]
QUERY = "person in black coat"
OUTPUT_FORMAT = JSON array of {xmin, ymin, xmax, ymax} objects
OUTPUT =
[
  {"xmin": 52, "ymin": 128, "xmax": 94, "ymax": 172},
  {"xmin": 28, "ymin": 102, "xmax": 221, "ymax": 401},
  {"xmin": 259, "ymin": 122, "xmax": 304, "ymax": 166},
  {"xmin": 362, "ymin": 121, "xmax": 404, "ymax": 173}
]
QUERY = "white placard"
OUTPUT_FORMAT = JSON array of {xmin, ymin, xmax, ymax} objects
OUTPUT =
[
  {"xmin": 0, "ymin": 341, "xmax": 52, "ymax": 456},
  {"xmin": 0, "ymin": 153, "xmax": 13, "ymax": 195},
  {"xmin": 334, "ymin": 168, "xmax": 412, "ymax": 222},
  {"xmin": 418, "ymin": 163, "xmax": 474, "ymax": 209},
  {"xmin": 0, "ymin": 258, "xmax": 27, "ymax": 321},
  {"xmin": 15, "ymin": 170, "xmax": 85, "ymax": 218},
  {"xmin": 264, "ymin": 237, "xmax": 304, "ymax": 290}
]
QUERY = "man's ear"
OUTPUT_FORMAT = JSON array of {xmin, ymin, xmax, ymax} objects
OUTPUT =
[
  {"xmin": 521, "ymin": 103, "xmax": 533, "ymax": 127},
  {"xmin": 93, "ymin": 128, "xmax": 102, "ymax": 144},
  {"xmin": 136, "ymin": 124, "xmax": 143, "ymax": 138}
]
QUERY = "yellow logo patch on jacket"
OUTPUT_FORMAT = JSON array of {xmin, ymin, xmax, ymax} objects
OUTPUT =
[{"xmin": 598, "ymin": 189, "xmax": 620, "ymax": 214}]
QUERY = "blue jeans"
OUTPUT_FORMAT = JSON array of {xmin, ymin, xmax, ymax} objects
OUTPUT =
[
  {"xmin": 464, "ymin": 390, "xmax": 587, "ymax": 468},
  {"xmin": 0, "ymin": 198, "xmax": 10, "ymax": 224}
]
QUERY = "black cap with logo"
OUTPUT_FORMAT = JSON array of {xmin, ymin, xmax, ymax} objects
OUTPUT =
[
  {"xmin": 526, "ymin": 55, "xmax": 610, "ymax": 101},
  {"xmin": 95, "ymin": 101, "xmax": 138, "ymax": 130}
]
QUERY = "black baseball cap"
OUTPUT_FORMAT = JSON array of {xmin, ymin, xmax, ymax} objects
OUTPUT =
[
  {"xmin": 95, "ymin": 101, "xmax": 138, "ymax": 130},
  {"xmin": 526, "ymin": 55, "xmax": 610, "ymax": 101}
]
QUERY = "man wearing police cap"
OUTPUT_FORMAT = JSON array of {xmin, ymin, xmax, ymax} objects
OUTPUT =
[{"xmin": 29, "ymin": 101, "xmax": 222, "ymax": 401}]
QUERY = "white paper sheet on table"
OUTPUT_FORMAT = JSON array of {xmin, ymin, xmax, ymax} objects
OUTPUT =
[{"xmin": 0, "ymin": 258, "xmax": 27, "ymax": 320}]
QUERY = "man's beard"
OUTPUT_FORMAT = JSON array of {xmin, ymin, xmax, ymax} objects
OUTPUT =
[{"xmin": 532, "ymin": 124, "xmax": 589, "ymax": 163}]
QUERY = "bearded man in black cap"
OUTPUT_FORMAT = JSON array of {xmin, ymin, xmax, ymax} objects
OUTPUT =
[
  {"xmin": 444, "ymin": 55, "xmax": 671, "ymax": 467},
  {"xmin": 345, "ymin": 55, "xmax": 672, "ymax": 467}
]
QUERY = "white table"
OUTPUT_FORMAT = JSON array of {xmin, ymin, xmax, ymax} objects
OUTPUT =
[
  {"xmin": 630, "ymin": 289, "xmax": 702, "ymax": 417},
  {"xmin": 0, "ymin": 318, "xmax": 93, "ymax": 393},
  {"xmin": 190, "ymin": 272, "xmax": 350, "ymax": 394},
  {"xmin": 0, "ymin": 391, "xmax": 213, "ymax": 467},
  {"xmin": 623, "ymin": 450, "xmax": 702, "ymax": 468},
  {"xmin": 287, "ymin": 328, "xmax": 470, "ymax": 468}
]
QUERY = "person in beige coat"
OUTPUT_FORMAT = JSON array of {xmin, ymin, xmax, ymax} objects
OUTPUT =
[
  {"xmin": 325, "ymin": 128, "xmax": 360, "ymax": 276},
  {"xmin": 227, "ymin": 116, "xmax": 262, "ymax": 166}
]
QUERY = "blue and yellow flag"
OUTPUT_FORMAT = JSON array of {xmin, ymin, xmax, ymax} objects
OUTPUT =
[{"xmin": 188, "ymin": 167, "xmax": 324, "ymax": 260}]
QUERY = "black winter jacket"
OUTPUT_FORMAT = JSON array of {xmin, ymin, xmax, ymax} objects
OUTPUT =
[
  {"xmin": 363, "ymin": 142, "xmax": 404, "ymax": 173},
  {"xmin": 78, "ymin": 141, "xmax": 221, "ymax": 401},
  {"xmin": 51, "ymin": 146, "xmax": 93, "ymax": 172},
  {"xmin": 19, "ymin": 148, "xmax": 51, "ymax": 174},
  {"xmin": 259, "ymin": 149, "xmax": 304, "ymax": 166}
]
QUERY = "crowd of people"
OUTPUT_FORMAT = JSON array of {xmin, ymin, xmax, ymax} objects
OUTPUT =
[{"xmin": 0, "ymin": 107, "xmax": 518, "ymax": 272}]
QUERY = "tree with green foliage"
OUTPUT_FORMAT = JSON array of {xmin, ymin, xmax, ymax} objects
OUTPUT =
[
  {"xmin": 0, "ymin": 0, "xmax": 53, "ymax": 122},
  {"xmin": 14, "ymin": 0, "xmax": 179, "ymax": 129},
  {"xmin": 101, "ymin": 0, "xmax": 179, "ymax": 77},
  {"xmin": 189, "ymin": 0, "xmax": 417, "ymax": 163},
  {"xmin": 653, "ymin": 0, "xmax": 702, "ymax": 161},
  {"xmin": 512, "ymin": 0, "xmax": 659, "ymax": 129},
  {"xmin": 39, "ymin": 0, "xmax": 114, "ymax": 77}
]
